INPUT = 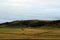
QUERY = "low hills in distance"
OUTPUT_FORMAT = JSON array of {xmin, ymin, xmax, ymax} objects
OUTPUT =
[{"xmin": 0, "ymin": 20, "xmax": 60, "ymax": 28}]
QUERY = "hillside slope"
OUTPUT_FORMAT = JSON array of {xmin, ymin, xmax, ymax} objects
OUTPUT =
[{"xmin": 0, "ymin": 20, "xmax": 60, "ymax": 28}]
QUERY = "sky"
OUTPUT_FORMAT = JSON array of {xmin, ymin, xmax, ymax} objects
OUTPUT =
[{"xmin": 0, "ymin": 0, "xmax": 60, "ymax": 23}]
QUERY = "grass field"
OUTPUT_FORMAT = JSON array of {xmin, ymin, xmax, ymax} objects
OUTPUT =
[{"xmin": 0, "ymin": 27, "xmax": 60, "ymax": 40}]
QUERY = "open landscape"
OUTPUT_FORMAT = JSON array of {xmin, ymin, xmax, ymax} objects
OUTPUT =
[
  {"xmin": 0, "ymin": 0, "xmax": 60, "ymax": 40},
  {"xmin": 0, "ymin": 28, "xmax": 60, "ymax": 40},
  {"xmin": 0, "ymin": 20, "xmax": 60, "ymax": 40}
]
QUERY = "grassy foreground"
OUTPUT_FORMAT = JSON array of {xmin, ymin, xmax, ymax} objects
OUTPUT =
[{"xmin": 0, "ymin": 27, "xmax": 60, "ymax": 40}]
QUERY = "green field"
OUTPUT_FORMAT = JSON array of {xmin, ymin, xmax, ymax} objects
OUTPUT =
[{"xmin": 0, "ymin": 27, "xmax": 60, "ymax": 40}]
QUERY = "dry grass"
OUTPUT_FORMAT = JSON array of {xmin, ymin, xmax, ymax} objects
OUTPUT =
[{"xmin": 0, "ymin": 28, "xmax": 60, "ymax": 39}]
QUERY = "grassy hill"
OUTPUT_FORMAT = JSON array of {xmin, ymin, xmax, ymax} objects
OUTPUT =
[
  {"xmin": 0, "ymin": 20, "xmax": 60, "ymax": 39},
  {"xmin": 0, "ymin": 20, "xmax": 60, "ymax": 28}
]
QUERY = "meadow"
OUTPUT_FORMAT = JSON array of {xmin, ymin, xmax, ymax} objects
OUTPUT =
[
  {"xmin": 0, "ymin": 27, "xmax": 60, "ymax": 40},
  {"xmin": 0, "ymin": 20, "xmax": 60, "ymax": 40}
]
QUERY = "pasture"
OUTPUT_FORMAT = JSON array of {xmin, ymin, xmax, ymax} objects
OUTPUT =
[{"xmin": 0, "ymin": 27, "xmax": 60, "ymax": 40}]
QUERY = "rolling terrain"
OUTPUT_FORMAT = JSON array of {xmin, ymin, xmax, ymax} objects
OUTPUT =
[
  {"xmin": 0, "ymin": 20, "xmax": 60, "ymax": 40},
  {"xmin": 0, "ymin": 20, "xmax": 60, "ymax": 28}
]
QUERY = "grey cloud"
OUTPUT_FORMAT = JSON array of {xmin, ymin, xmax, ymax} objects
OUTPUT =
[{"xmin": 0, "ymin": 0, "xmax": 60, "ymax": 23}]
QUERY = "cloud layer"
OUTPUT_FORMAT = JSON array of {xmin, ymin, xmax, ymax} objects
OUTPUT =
[{"xmin": 0, "ymin": 0, "xmax": 60, "ymax": 23}]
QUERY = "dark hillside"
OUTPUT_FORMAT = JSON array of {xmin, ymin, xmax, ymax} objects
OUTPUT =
[{"xmin": 0, "ymin": 20, "xmax": 60, "ymax": 28}]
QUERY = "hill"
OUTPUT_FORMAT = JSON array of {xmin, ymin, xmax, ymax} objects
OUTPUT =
[{"xmin": 0, "ymin": 20, "xmax": 60, "ymax": 28}]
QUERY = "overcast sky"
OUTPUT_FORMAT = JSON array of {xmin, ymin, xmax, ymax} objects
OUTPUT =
[{"xmin": 0, "ymin": 0, "xmax": 60, "ymax": 23}]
